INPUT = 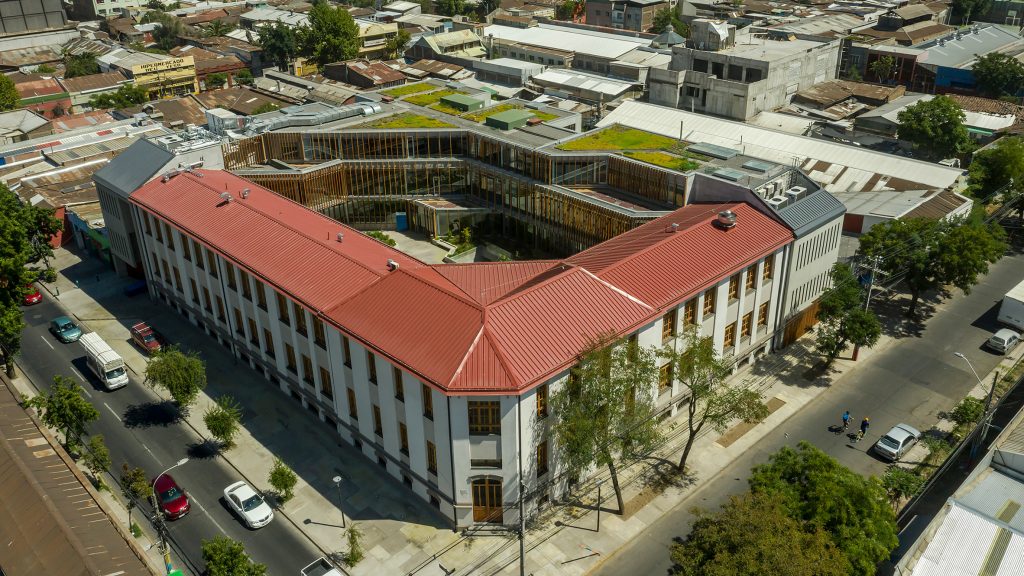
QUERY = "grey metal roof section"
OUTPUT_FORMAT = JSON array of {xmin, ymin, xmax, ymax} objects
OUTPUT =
[
  {"xmin": 689, "ymin": 142, "xmax": 739, "ymax": 160},
  {"xmin": 956, "ymin": 469, "xmax": 1024, "ymax": 533},
  {"xmin": 914, "ymin": 25, "xmax": 1024, "ymax": 68},
  {"xmin": 94, "ymin": 138, "xmax": 174, "ymax": 199},
  {"xmin": 778, "ymin": 190, "xmax": 846, "ymax": 236},
  {"xmin": 712, "ymin": 167, "xmax": 747, "ymax": 181},
  {"xmin": 742, "ymin": 159, "xmax": 776, "ymax": 173}
]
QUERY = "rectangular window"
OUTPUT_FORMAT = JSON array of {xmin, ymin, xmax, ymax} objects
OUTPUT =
[
  {"xmin": 256, "ymin": 283, "xmax": 267, "ymax": 310},
  {"xmin": 426, "ymin": 441, "xmax": 437, "ymax": 474},
  {"xmin": 724, "ymin": 322, "xmax": 736, "ymax": 349},
  {"xmin": 536, "ymin": 384, "xmax": 548, "ymax": 419},
  {"xmin": 293, "ymin": 303, "xmax": 307, "ymax": 336},
  {"xmin": 745, "ymin": 264, "xmax": 757, "ymax": 291},
  {"xmin": 173, "ymin": 267, "xmax": 183, "ymax": 292},
  {"xmin": 190, "ymin": 279, "xmax": 199, "ymax": 303},
  {"xmin": 285, "ymin": 344, "xmax": 297, "ymax": 373},
  {"xmin": 758, "ymin": 302, "xmax": 770, "ymax": 327},
  {"xmin": 662, "ymin": 309, "xmax": 678, "ymax": 343},
  {"xmin": 366, "ymin": 351, "xmax": 377, "ymax": 384},
  {"xmin": 216, "ymin": 295, "xmax": 225, "ymax": 321},
  {"xmin": 342, "ymin": 336, "xmax": 352, "ymax": 367},
  {"xmin": 320, "ymin": 367, "xmax": 333, "ymax": 399},
  {"xmin": 393, "ymin": 367, "xmax": 404, "ymax": 401},
  {"xmin": 240, "ymin": 270, "xmax": 252, "ymax": 300},
  {"xmin": 373, "ymin": 405, "xmax": 382, "ymax": 436},
  {"xmin": 234, "ymin": 308, "xmax": 244, "ymax": 335},
  {"xmin": 226, "ymin": 263, "xmax": 235, "ymax": 288},
  {"xmin": 347, "ymin": 388, "xmax": 358, "ymax": 419},
  {"xmin": 422, "ymin": 384, "xmax": 433, "ymax": 419},
  {"xmin": 264, "ymin": 329, "xmax": 275, "ymax": 358},
  {"xmin": 166, "ymin": 228, "xmax": 175, "ymax": 251},
  {"xmin": 162, "ymin": 259, "xmax": 171, "ymax": 282},
  {"xmin": 302, "ymin": 354, "xmax": 313, "ymax": 384},
  {"xmin": 144, "ymin": 213, "xmax": 153, "ymax": 236},
  {"xmin": 762, "ymin": 255, "xmax": 774, "ymax": 281},
  {"xmin": 155, "ymin": 220, "xmax": 163, "ymax": 242},
  {"xmin": 659, "ymin": 362, "xmax": 674, "ymax": 393},
  {"xmin": 684, "ymin": 298, "xmax": 697, "ymax": 325},
  {"xmin": 276, "ymin": 292, "xmax": 290, "ymax": 325},
  {"xmin": 202, "ymin": 287, "xmax": 212, "ymax": 312},
  {"xmin": 399, "ymin": 422, "xmax": 409, "ymax": 455},
  {"xmin": 206, "ymin": 249, "xmax": 218, "ymax": 277},
  {"xmin": 741, "ymin": 312, "xmax": 753, "ymax": 338},
  {"xmin": 313, "ymin": 317, "xmax": 326, "ymax": 348},
  {"xmin": 468, "ymin": 401, "xmax": 501, "ymax": 435},
  {"xmin": 152, "ymin": 253, "xmax": 162, "ymax": 277},
  {"xmin": 248, "ymin": 318, "xmax": 258, "ymax": 345},
  {"xmin": 728, "ymin": 274, "xmax": 740, "ymax": 300},
  {"xmin": 182, "ymin": 235, "xmax": 191, "ymax": 260},
  {"xmin": 193, "ymin": 241, "xmax": 203, "ymax": 269},
  {"xmin": 703, "ymin": 288, "xmax": 716, "ymax": 316},
  {"xmin": 537, "ymin": 441, "xmax": 548, "ymax": 476}
]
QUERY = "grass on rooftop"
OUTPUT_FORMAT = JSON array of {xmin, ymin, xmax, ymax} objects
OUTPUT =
[
  {"xmin": 462, "ymin": 102, "xmax": 558, "ymax": 123},
  {"xmin": 430, "ymin": 102, "xmax": 465, "ymax": 116},
  {"xmin": 380, "ymin": 83, "xmax": 435, "ymax": 97},
  {"xmin": 556, "ymin": 125, "xmax": 680, "ymax": 151},
  {"xmin": 623, "ymin": 151, "xmax": 700, "ymax": 172},
  {"xmin": 403, "ymin": 89, "xmax": 466, "ymax": 107},
  {"xmin": 357, "ymin": 113, "xmax": 456, "ymax": 129}
]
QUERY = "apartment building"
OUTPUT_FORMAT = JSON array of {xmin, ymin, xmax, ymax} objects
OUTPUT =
[{"xmin": 585, "ymin": 0, "xmax": 668, "ymax": 32}]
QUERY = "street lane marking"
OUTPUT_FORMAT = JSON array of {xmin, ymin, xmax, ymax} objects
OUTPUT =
[
  {"xmin": 141, "ymin": 444, "xmax": 159, "ymax": 464},
  {"xmin": 79, "ymin": 386, "xmax": 92, "ymax": 399},
  {"xmin": 40, "ymin": 335, "xmax": 54, "ymax": 350},
  {"xmin": 71, "ymin": 367, "xmax": 87, "ymax": 382},
  {"xmin": 189, "ymin": 495, "xmax": 228, "ymax": 535},
  {"xmin": 103, "ymin": 403, "xmax": 122, "ymax": 423}
]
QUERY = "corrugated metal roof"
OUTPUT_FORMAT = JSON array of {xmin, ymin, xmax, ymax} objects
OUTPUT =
[
  {"xmin": 910, "ymin": 502, "xmax": 1024, "ymax": 576},
  {"xmin": 482, "ymin": 23, "xmax": 651, "ymax": 59},
  {"xmin": 778, "ymin": 190, "xmax": 846, "ymax": 236},
  {"xmin": 94, "ymin": 138, "xmax": 174, "ymax": 199},
  {"xmin": 957, "ymin": 469, "xmax": 1024, "ymax": 532},
  {"xmin": 433, "ymin": 260, "xmax": 562, "ymax": 305}
]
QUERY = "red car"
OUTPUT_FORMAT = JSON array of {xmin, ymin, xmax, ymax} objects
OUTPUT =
[
  {"xmin": 130, "ymin": 322, "xmax": 163, "ymax": 354},
  {"xmin": 22, "ymin": 284, "xmax": 42, "ymax": 306},
  {"xmin": 154, "ymin": 474, "xmax": 190, "ymax": 520}
]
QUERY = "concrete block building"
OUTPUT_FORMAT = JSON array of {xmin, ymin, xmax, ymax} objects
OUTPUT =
[{"xmin": 585, "ymin": 0, "xmax": 668, "ymax": 32}]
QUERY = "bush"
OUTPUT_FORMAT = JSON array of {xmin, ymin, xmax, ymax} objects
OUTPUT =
[
  {"xmin": 343, "ymin": 524, "xmax": 364, "ymax": 567},
  {"xmin": 204, "ymin": 395, "xmax": 242, "ymax": 449},
  {"xmin": 366, "ymin": 230, "xmax": 396, "ymax": 247},
  {"xmin": 949, "ymin": 397, "xmax": 985, "ymax": 428},
  {"xmin": 268, "ymin": 458, "xmax": 297, "ymax": 502}
]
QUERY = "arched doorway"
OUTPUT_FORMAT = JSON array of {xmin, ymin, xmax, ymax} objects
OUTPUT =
[{"xmin": 471, "ymin": 477, "xmax": 503, "ymax": 523}]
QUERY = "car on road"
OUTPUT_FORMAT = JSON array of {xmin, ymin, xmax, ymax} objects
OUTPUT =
[
  {"xmin": 224, "ymin": 481, "xmax": 274, "ymax": 529},
  {"xmin": 23, "ymin": 284, "xmax": 42, "ymax": 306},
  {"xmin": 154, "ymin": 474, "xmax": 190, "ymax": 520},
  {"xmin": 873, "ymin": 423, "xmax": 922, "ymax": 461},
  {"xmin": 986, "ymin": 328, "xmax": 1021, "ymax": 355},
  {"xmin": 49, "ymin": 316, "xmax": 82, "ymax": 343},
  {"xmin": 130, "ymin": 322, "xmax": 163, "ymax": 354}
]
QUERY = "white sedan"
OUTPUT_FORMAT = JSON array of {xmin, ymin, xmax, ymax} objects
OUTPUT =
[{"xmin": 224, "ymin": 481, "xmax": 274, "ymax": 529}]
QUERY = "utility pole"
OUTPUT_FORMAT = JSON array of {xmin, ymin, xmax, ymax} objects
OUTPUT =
[
  {"xmin": 853, "ymin": 255, "xmax": 885, "ymax": 361},
  {"xmin": 975, "ymin": 371, "xmax": 999, "ymax": 459},
  {"xmin": 151, "ymin": 458, "xmax": 188, "ymax": 575}
]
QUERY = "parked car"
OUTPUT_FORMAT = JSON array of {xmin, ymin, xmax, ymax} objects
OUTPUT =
[
  {"xmin": 123, "ymin": 279, "xmax": 147, "ymax": 297},
  {"xmin": 986, "ymin": 328, "xmax": 1021, "ymax": 355},
  {"xmin": 154, "ymin": 474, "xmax": 190, "ymax": 520},
  {"xmin": 301, "ymin": 557, "xmax": 344, "ymax": 576},
  {"xmin": 224, "ymin": 481, "xmax": 274, "ymax": 529},
  {"xmin": 22, "ymin": 284, "xmax": 42, "ymax": 305},
  {"xmin": 49, "ymin": 316, "xmax": 82, "ymax": 343},
  {"xmin": 873, "ymin": 423, "xmax": 922, "ymax": 462},
  {"xmin": 130, "ymin": 322, "xmax": 163, "ymax": 354}
]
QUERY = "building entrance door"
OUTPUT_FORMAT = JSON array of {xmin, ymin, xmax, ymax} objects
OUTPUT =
[{"xmin": 471, "ymin": 478, "xmax": 502, "ymax": 523}]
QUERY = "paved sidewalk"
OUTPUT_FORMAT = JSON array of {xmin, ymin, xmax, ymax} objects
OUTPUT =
[{"xmin": 36, "ymin": 245, "xmax": 908, "ymax": 576}]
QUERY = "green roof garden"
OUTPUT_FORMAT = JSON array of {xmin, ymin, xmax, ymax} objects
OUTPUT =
[
  {"xmin": 403, "ymin": 89, "xmax": 466, "ymax": 107},
  {"xmin": 356, "ymin": 113, "xmax": 457, "ymax": 129},
  {"xmin": 623, "ymin": 151, "xmax": 700, "ymax": 172},
  {"xmin": 380, "ymin": 83, "xmax": 436, "ymax": 97},
  {"xmin": 463, "ymin": 102, "xmax": 558, "ymax": 123},
  {"xmin": 556, "ymin": 125, "xmax": 680, "ymax": 151}
]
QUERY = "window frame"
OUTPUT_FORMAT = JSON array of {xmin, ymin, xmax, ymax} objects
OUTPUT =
[{"xmin": 468, "ymin": 400, "xmax": 501, "ymax": 435}]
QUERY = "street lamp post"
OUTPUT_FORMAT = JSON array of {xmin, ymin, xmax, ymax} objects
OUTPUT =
[
  {"xmin": 596, "ymin": 480, "xmax": 603, "ymax": 533},
  {"xmin": 954, "ymin": 352, "xmax": 996, "ymax": 458},
  {"xmin": 332, "ymin": 475, "xmax": 346, "ymax": 528},
  {"xmin": 151, "ymin": 458, "xmax": 189, "ymax": 575}
]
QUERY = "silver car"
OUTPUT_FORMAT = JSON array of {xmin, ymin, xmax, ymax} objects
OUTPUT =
[
  {"xmin": 223, "ymin": 481, "xmax": 274, "ymax": 529},
  {"xmin": 987, "ymin": 329, "xmax": 1021, "ymax": 355},
  {"xmin": 873, "ymin": 423, "xmax": 922, "ymax": 462}
]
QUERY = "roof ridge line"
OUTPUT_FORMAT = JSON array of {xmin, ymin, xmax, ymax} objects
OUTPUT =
[
  {"xmin": 484, "ymin": 261, "xmax": 577, "ymax": 307},
  {"xmin": 480, "ymin": 324, "xmax": 522, "ymax": 391},
  {"xmin": 576, "ymin": 266, "xmax": 653, "ymax": 311},
  {"xmin": 400, "ymin": 266, "xmax": 485, "ymax": 312},
  {"xmin": 445, "ymin": 324, "xmax": 485, "ymax": 389}
]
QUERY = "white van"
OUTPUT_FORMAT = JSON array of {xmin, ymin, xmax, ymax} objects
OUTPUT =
[
  {"xmin": 79, "ymin": 332, "xmax": 128, "ymax": 390},
  {"xmin": 998, "ymin": 279, "xmax": 1024, "ymax": 332}
]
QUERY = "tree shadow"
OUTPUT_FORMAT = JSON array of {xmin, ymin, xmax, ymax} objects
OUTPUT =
[
  {"xmin": 186, "ymin": 439, "xmax": 220, "ymax": 460},
  {"xmin": 872, "ymin": 290, "xmax": 941, "ymax": 339},
  {"xmin": 123, "ymin": 399, "xmax": 182, "ymax": 428}
]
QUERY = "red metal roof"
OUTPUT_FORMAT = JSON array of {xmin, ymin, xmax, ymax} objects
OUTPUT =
[{"xmin": 131, "ymin": 171, "xmax": 793, "ymax": 395}]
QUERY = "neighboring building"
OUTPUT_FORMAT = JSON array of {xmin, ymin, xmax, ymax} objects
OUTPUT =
[
  {"xmin": 406, "ymin": 29, "xmax": 487, "ymax": 65},
  {"xmin": 115, "ymin": 98, "xmax": 209, "ymax": 129},
  {"xmin": 51, "ymin": 110, "xmax": 116, "ymax": 133},
  {"xmin": 191, "ymin": 86, "xmax": 298, "ymax": 116},
  {"xmin": 70, "ymin": 0, "xmax": 143, "ymax": 19},
  {"xmin": 12, "ymin": 160, "xmax": 107, "ymax": 247},
  {"xmin": 649, "ymin": 19, "xmax": 842, "ymax": 120},
  {"xmin": 0, "ymin": 0, "xmax": 66, "ymax": 34},
  {"xmin": 15, "ymin": 75, "xmax": 70, "ymax": 119},
  {"xmin": 189, "ymin": 36, "xmax": 265, "ymax": 73},
  {"xmin": 324, "ymin": 60, "xmax": 406, "ymax": 89},
  {"xmin": 358, "ymin": 21, "xmax": 401, "ymax": 60},
  {"xmin": 382, "ymin": 1, "xmax": 421, "ymax": 16},
  {"xmin": 0, "ymin": 45, "xmax": 60, "ymax": 72},
  {"xmin": 472, "ymin": 58, "xmax": 544, "ymax": 87},
  {"xmin": 240, "ymin": 7, "xmax": 308, "ymax": 29},
  {"xmin": 395, "ymin": 13, "xmax": 451, "ymax": 34},
  {"xmin": 911, "ymin": 24, "xmax": 1024, "ymax": 94},
  {"xmin": 529, "ymin": 68, "xmax": 642, "ymax": 108},
  {"xmin": 855, "ymin": 93, "xmax": 1017, "ymax": 143},
  {"xmin": 585, "ymin": 0, "xmax": 668, "ymax": 32},
  {"xmin": 170, "ymin": 46, "xmax": 247, "ymax": 90},
  {"xmin": 111, "ymin": 54, "xmax": 200, "ymax": 99},
  {"xmin": 831, "ymin": 188, "xmax": 972, "ymax": 233},
  {"xmin": 58, "ymin": 72, "xmax": 131, "ymax": 114},
  {"xmin": 481, "ymin": 22, "xmax": 655, "ymax": 74},
  {"xmin": 0, "ymin": 109, "xmax": 51, "ymax": 144}
]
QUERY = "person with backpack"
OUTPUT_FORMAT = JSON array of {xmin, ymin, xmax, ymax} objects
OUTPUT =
[{"xmin": 842, "ymin": 411, "xmax": 851, "ymax": 431}]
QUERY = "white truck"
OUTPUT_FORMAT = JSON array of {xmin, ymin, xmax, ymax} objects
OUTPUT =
[
  {"xmin": 79, "ymin": 332, "xmax": 129, "ymax": 390},
  {"xmin": 998, "ymin": 279, "xmax": 1024, "ymax": 332},
  {"xmin": 300, "ymin": 558, "xmax": 344, "ymax": 576}
]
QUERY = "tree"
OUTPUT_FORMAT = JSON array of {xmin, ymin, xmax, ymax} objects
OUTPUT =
[
  {"xmin": 235, "ymin": 68, "xmax": 253, "ymax": 86},
  {"xmin": 63, "ymin": 52, "xmax": 99, "ymax": 78},
  {"xmin": 0, "ymin": 307, "xmax": 25, "ymax": 378},
  {"xmin": 815, "ymin": 264, "xmax": 881, "ymax": 365},
  {"xmin": 82, "ymin": 435, "xmax": 112, "ymax": 487},
  {"xmin": 37, "ymin": 63, "xmax": 55, "ymax": 73},
  {"xmin": 201, "ymin": 536, "xmax": 267, "ymax": 576},
  {"xmin": 478, "ymin": 0, "xmax": 500, "ymax": 15},
  {"xmin": 748, "ymin": 442, "xmax": 898, "ymax": 576},
  {"xmin": 896, "ymin": 95, "xmax": 973, "ymax": 160},
  {"xmin": 933, "ymin": 217, "xmax": 1006, "ymax": 299},
  {"xmin": 555, "ymin": 0, "xmax": 577, "ymax": 20},
  {"xmin": 26, "ymin": 376, "xmax": 99, "ymax": 451},
  {"xmin": 952, "ymin": 0, "xmax": 993, "ymax": 24},
  {"xmin": 416, "ymin": 0, "xmax": 433, "ymax": 13},
  {"xmin": 268, "ymin": 457, "xmax": 297, "ymax": 502},
  {"xmin": 142, "ymin": 11, "xmax": 184, "ymax": 51},
  {"xmin": 972, "ymin": 52, "xmax": 1024, "ymax": 98},
  {"xmin": 670, "ymin": 492, "xmax": 850, "ymax": 576},
  {"xmin": 435, "ymin": 0, "xmax": 467, "ymax": 16},
  {"xmin": 949, "ymin": 396, "xmax": 985, "ymax": 427},
  {"xmin": 144, "ymin": 346, "xmax": 207, "ymax": 411},
  {"xmin": 652, "ymin": 6, "xmax": 688, "ymax": 35},
  {"xmin": 205, "ymin": 19, "xmax": 235, "ymax": 37},
  {"xmin": 662, "ymin": 326, "xmax": 768, "ymax": 472},
  {"xmin": 868, "ymin": 55, "xmax": 896, "ymax": 84},
  {"xmin": 342, "ymin": 524, "xmax": 364, "ymax": 567},
  {"xmin": 384, "ymin": 29, "xmax": 412, "ymax": 59},
  {"xmin": 881, "ymin": 466, "xmax": 924, "ymax": 511},
  {"xmin": 204, "ymin": 395, "xmax": 242, "ymax": 449},
  {"xmin": 206, "ymin": 72, "xmax": 228, "ymax": 89},
  {"xmin": 549, "ymin": 333, "xmax": 662, "ymax": 513},
  {"xmin": 258, "ymin": 23, "xmax": 298, "ymax": 71},
  {"xmin": 0, "ymin": 74, "xmax": 19, "ymax": 111},
  {"xmin": 90, "ymin": 84, "xmax": 149, "ymax": 108},
  {"xmin": 968, "ymin": 136, "xmax": 1024, "ymax": 216},
  {"xmin": 252, "ymin": 102, "xmax": 279, "ymax": 114},
  {"xmin": 297, "ymin": 3, "xmax": 360, "ymax": 67},
  {"xmin": 120, "ymin": 463, "xmax": 153, "ymax": 527}
]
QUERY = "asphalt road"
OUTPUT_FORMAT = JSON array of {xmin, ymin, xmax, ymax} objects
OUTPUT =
[
  {"xmin": 592, "ymin": 252, "xmax": 1024, "ymax": 576},
  {"xmin": 18, "ymin": 296, "xmax": 321, "ymax": 576}
]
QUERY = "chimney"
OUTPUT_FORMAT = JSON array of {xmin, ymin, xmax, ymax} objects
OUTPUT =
[
  {"xmin": 387, "ymin": 259, "xmax": 400, "ymax": 271},
  {"xmin": 715, "ymin": 210, "xmax": 737, "ymax": 229},
  {"xmin": 336, "ymin": 232, "xmax": 344, "ymax": 243},
  {"xmin": 241, "ymin": 188, "xmax": 250, "ymax": 199}
]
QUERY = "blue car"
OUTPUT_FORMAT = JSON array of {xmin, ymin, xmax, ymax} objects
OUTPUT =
[{"xmin": 49, "ymin": 316, "xmax": 83, "ymax": 343}]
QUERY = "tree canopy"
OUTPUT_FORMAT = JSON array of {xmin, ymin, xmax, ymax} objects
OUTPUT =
[
  {"xmin": 815, "ymin": 264, "xmax": 881, "ymax": 364},
  {"xmin": 435, "ymin": 0, "xmax": 467, "ymax": 16},
  {"xmin": 63, "ymin": 52, "xmax": 100, "ymax": 79},
  {"xmin": 972, "ymin": 53, "xmax": 1024, "ymax": 98},
  {"xmin": 967, "ymin": 136, "xmax": 1024, "ymax": 216},
  {"xmin": 384, "ymin": 29, "xmax": 412, "ymax": 59},
  {"xmin": 297, "ymin": 3, "xmax": 360, "ymax": 67},
  {"xmin": 896, "ymin": 95, "xmax": 972, "ymax": 160},
  {"xmin": 142, "ymin": 11, "xmax": 184, "ymax": 51},
  {"xmin": 202, "ymin": 536, "xmax": 267, "ymax": 576},
  {"xmin": 26, "ymin": 376, "xmax": 100, "ymax": 451},
  {"xmin": 653, "ymin": 6, "xmax": 689, "ymax": 36},
  {"xmin": 204, "ymin": 394, "xmax": 242, "ymax": 449},
  {"xmin": 89, "ymin": 84, "xmax": 149, "ymax": 109},
  {"xmin": 748, "ymin": 442, "xmax": 898, "ymax": 576},
  {"xmin": 0, "ymin": 74, "xmax": 19, "ymax": 111},
  {"xmin": 257, "ymin": 23, "xmax": 298, "ymax": 71},
  {"xmin": 670, "ymin": 492, "xmax": 850, "ymax": 576},
  {"xmin": 144, "ymin": 346, "xmax": 207, "ymax": 410},
  {"xmin": 952, "ymin": 0, "xmax": 993, "ymax": 24},
  {"xmin": 868, "ymin": 55, "xmax": 896, "ymax": 83}
]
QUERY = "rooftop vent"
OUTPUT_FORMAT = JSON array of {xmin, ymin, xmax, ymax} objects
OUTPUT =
[
  {"xmin": 336, "ymin": 232, "xmax": 344, "ymax": 243},
  {"xmin": 387, "ymin": 259, "xmax": 399, "ymax": 271},
  {"xmin": 219, "ymin": 192, "xmax": 233, "ymax": 203},
  {"xmin": 715, "ymin": 210, "xmax": 737, "ymax": 230},
  {"xmin": 241, "ymin": 188, "xmax": 250, "ymax": 199},
  {"xmin": 161, "ymin": 169, "xmax": 181, "ymax": 183},
  {"xmin": 669, "ymin": 222, "xmax": 679, "ymax": 233}
]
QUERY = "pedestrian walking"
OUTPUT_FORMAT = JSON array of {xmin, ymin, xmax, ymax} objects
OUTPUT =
[
  {"xmin": 842, "ymin": 411, "xmax": 851, "ymax": 431},
  {"xmin": 858, "ymin": 417, "xmax": 870, "ymax": 441}
]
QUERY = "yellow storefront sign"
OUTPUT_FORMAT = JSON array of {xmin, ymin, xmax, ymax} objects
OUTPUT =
[{"xmin": 131, "ymin": 56, "xmax": 199, "ymax": 98}]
